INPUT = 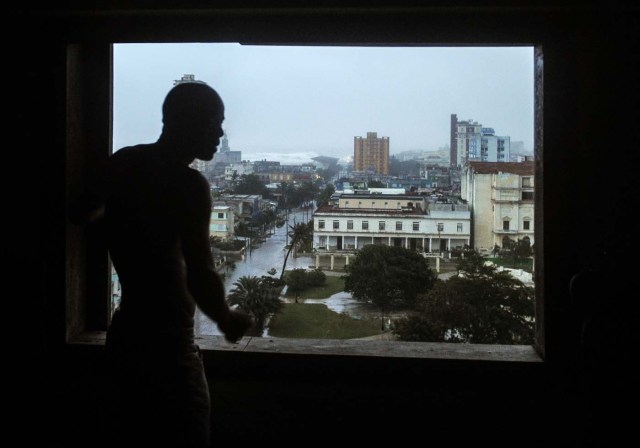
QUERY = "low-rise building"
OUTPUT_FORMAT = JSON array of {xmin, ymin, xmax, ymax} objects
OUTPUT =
[
  {"xmin": 218, "ymin": 194, "xmax": 263, "ymax": 224},
  {"xmin": 225, "ymin": 161, "xmax": 254, "ymax": 180},
  {"xmin": 209, "ymin": 205, "xmax": 234, "ymax": 240},
  {"xmin": 312, "ymin": 192, "xmax": 470, "ymax": 253}
]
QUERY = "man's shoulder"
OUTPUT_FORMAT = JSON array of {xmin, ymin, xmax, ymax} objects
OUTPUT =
[{"xmin": 110, "ymin": 144, "xmax": 152, "ymax": 161}]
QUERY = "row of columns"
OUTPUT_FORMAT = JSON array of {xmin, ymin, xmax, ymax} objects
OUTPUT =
[
  {"xmin": 327, "ymin": 235, "xmax": 455, "ymax": 251},
  {"xmin": 315, "ymin": 253, "xmax": 349, "ymax": 271},
  {"xmin": 314, "ymin": 252, "xmax": 442, "ymax": 272}
]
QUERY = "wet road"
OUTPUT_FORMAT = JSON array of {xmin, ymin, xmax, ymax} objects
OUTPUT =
[
  {"xmin": 195, "ymin": 209, "xmax": 365, "ymax": 336},
  {"xmin": 195, "ymin": 207, "xmax": 458, "ymax": 336}
]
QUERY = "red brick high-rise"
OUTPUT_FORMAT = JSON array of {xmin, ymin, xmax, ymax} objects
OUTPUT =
[{"xmin": 353, "ymin": 131, "xmax": 389, "ymax": 175}]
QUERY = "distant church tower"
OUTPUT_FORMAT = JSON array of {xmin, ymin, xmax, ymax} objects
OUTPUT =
[{"xmin": 219, "ymin": 131, "xmax": 230, "ymax": 153}]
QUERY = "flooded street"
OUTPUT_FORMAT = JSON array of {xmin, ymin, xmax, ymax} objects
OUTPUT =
[
  {"xmin": 196, "ymin": 208, "xmax": 365, "ymax": 336},
  {"xmin": 302, "ymin": 292, "xmax": 379, "ymax": 319},
  {"xmin": 195, "ymin": 207, "xmax": 448, "ymax": 336}
]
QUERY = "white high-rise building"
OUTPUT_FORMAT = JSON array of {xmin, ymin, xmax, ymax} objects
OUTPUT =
[{"xmin": 454, "ymin": 118, "xmax": 511, "ymax": 167}]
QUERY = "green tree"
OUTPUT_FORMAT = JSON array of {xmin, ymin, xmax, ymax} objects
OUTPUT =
[
  {"xmin": 306, "ymin": 268, "xmax": 326, "ymax": 286},
  {"xmin": 258, "ymin": 208, "xmax": 278, "ymax": 235},
  {"xmin": 277, "ymin": 181, "xmax": 295, "ymax": 209},
  {"xmin": 512, "ymin": 238, "xmax": 533, "ymax": 266},
  {"xmin": 316, "ymin": 184, "xmax": 335, "ymax": 207},
  {"xmin": 233, "ymin": 173, "xmax": 269, "ymax": 196},
  {"xmin": 343, "ymin": 245, "xmax": 437, "ymax": 329},
  {"xmin": 492, "ymin": 244, "xmax": 501, "ymax": 257},
  {"xmin": 228, "ymin": 275, "xmax": 283, "ymax": 336},
  {"xmin": 296, "ymin": 181, "xmax": 319, "ymax": 206},
  {"xmin": 280, "ymin": 221, "xmax": 314, "ymax": 280},
  {"xmin": 316, "ymin": 166, "xmax": 339, "ymax": 182},
  {"xmin": 393, "ymin": 248, "xmax": 534, "ymax": 344},
  {"xmin": 285, "ymin": 268, "xmax": 308, "ymax": 303},
  {"xmin": 235, "ymin": 221, "xmax": 257, "ymax": 239}
]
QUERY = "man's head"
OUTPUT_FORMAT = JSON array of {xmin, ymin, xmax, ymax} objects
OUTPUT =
[{"xmin": 161, "ymin": 82, "xmax": 225, "ymax": 161}]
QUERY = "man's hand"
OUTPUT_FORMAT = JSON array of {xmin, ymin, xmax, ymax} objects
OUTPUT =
[{"xmin": 218, "ymin": 309, "xmax": 253, "ymax": 343}]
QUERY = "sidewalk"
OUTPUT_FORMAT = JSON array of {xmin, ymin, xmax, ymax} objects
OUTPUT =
[{"xmin": 354, "ymin": 332, "xmax": 398, "ymax": 341}]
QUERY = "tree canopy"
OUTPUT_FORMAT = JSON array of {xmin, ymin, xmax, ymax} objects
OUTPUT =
[
  {"xmin": 280, "ymin": 221, "xmax": 314, "ymax": 279},
  {"xmin": 233, "ymin": 173, "xmax": 270, "ymax": 197},
  {"xmin": 344, "ymin": 244, "xmax": 437, "ymax": 310},
  {"xmin": 228, "ymin": 275, "xmax": 283, "ymax": 336},
  {"xmin": 393, "ymin": 248, "xmax": 535, "ymax": 344},
  {"xmin": 316, "ymin": 184, "xmax": 335, "ymax": 207}
]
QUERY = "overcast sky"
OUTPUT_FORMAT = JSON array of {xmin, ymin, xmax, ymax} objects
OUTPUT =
[{"xmin": 114, "ymin": 43, "xmax": 534, "ymax": 164}]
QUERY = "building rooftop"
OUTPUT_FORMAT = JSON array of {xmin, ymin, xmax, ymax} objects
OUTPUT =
[
  {"xmin": 339, "ymin": 193, "xmax": 427, "ymax": 201},
  {"xmin": 221, "ymin": 194, "xmax": 262, "ymax": 200},
  {"xmin": 314, "ymin": 205, "xmax": 427, "ymax": 216},
  {"xmin": 469, "ymin": 161, "xmax": 534, "ymax": 175}
]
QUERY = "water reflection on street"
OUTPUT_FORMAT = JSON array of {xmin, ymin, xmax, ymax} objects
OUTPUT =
[{"xmin": 303, "ymin": 292, "xmax": 379, "ymax": 319}]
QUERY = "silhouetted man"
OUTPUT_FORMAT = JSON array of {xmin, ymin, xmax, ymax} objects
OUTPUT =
[{"xmin": 70, "ymin": 82, "xmax": 252, "ymax": 447}]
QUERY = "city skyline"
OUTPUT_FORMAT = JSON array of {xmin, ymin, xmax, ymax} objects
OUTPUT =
[{"xmin": 114, "ymin": 43, "xmax": 534, "ymax": 164}]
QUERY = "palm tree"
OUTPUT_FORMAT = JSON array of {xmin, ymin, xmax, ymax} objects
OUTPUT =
[
  {"xmin": 228, "ymin": 275, "xmax": 283, "ymax": 336},
  {"xmin": 280, "ymin": 221, "xmax": 313, "ymax": 280}
]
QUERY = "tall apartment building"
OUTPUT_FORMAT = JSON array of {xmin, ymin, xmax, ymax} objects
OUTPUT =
[
  {"xmin": 451, "ymin": 117, "xmax": 511, "ymax": 167},
  {"xmin": 450, "ymin": 114, "xmax": 458, "ymax": 168},
  {"xmin": 461, "ymin": 161, "xmax": 534, "ymax": 251},
  {"xmin": 353, "ymin": 131, "xmax": 390, "ymax": 175}
]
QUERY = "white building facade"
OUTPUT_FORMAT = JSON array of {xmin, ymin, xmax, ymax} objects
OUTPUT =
[
  {"xmin": 312, "ymin": 193, "xmax": 470, "ymax": 254},
  {"xmin": 225, "ymin": 161, "xmax": 254, "ymax": 180},
  {"xmin": 461, "ymin": 161, "xmax": 535, "ymax": 251},
  {"xmin": 209, "ymin": 205, "xmax": 234, "ymax": 240}
]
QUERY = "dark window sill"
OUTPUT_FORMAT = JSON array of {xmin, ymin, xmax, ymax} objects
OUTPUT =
[{"xmin": 69, "ymin": 332, "xmax": 542, "ymax": 363}]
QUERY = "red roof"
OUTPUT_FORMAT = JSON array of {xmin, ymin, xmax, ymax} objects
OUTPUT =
[{"xmin": 469, "ymin": 161, "xmax": 534, "ymax": 175}]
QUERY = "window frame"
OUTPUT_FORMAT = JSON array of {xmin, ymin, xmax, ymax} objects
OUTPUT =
[
  {"xmin": 65, "ymin": 33, "xmax": 544, "ymax": 366},
  {"xmin": 522, "ymin": 191, "xmax": 534, "ymax": 201}
]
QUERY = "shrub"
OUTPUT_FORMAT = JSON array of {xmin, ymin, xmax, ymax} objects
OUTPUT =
[{"xmin": 306, "ymin": 269, "xmax": 327, "ymax": 286}]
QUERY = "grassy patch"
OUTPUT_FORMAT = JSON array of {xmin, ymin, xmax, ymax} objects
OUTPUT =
[
  {"xmin": 267, "ymin": 303, "xmax": 384, "ymax": 339},
  {"xmin": 283, "ymin": 273, "xmax": 346, "ymax": 299}
]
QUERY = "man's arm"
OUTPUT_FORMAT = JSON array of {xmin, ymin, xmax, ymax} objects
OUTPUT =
[{"xmin": 180, "ymin": 173, "xmax": 252, "ymax": 342}]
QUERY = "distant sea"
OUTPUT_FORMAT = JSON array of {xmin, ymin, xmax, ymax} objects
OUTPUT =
[{"xmin": 242, "ymin": 151, "xmax": 351, "ymax": 165}]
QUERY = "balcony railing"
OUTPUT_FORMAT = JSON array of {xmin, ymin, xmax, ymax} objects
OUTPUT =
[{"xmin": 494, "ymin": 229, "xmax": 519, "ymax": 234}]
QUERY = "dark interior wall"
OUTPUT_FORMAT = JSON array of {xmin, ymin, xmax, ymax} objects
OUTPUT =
[{"xmin": 14, "ymin": 2, "xmax": 637, "ymax": 445}]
